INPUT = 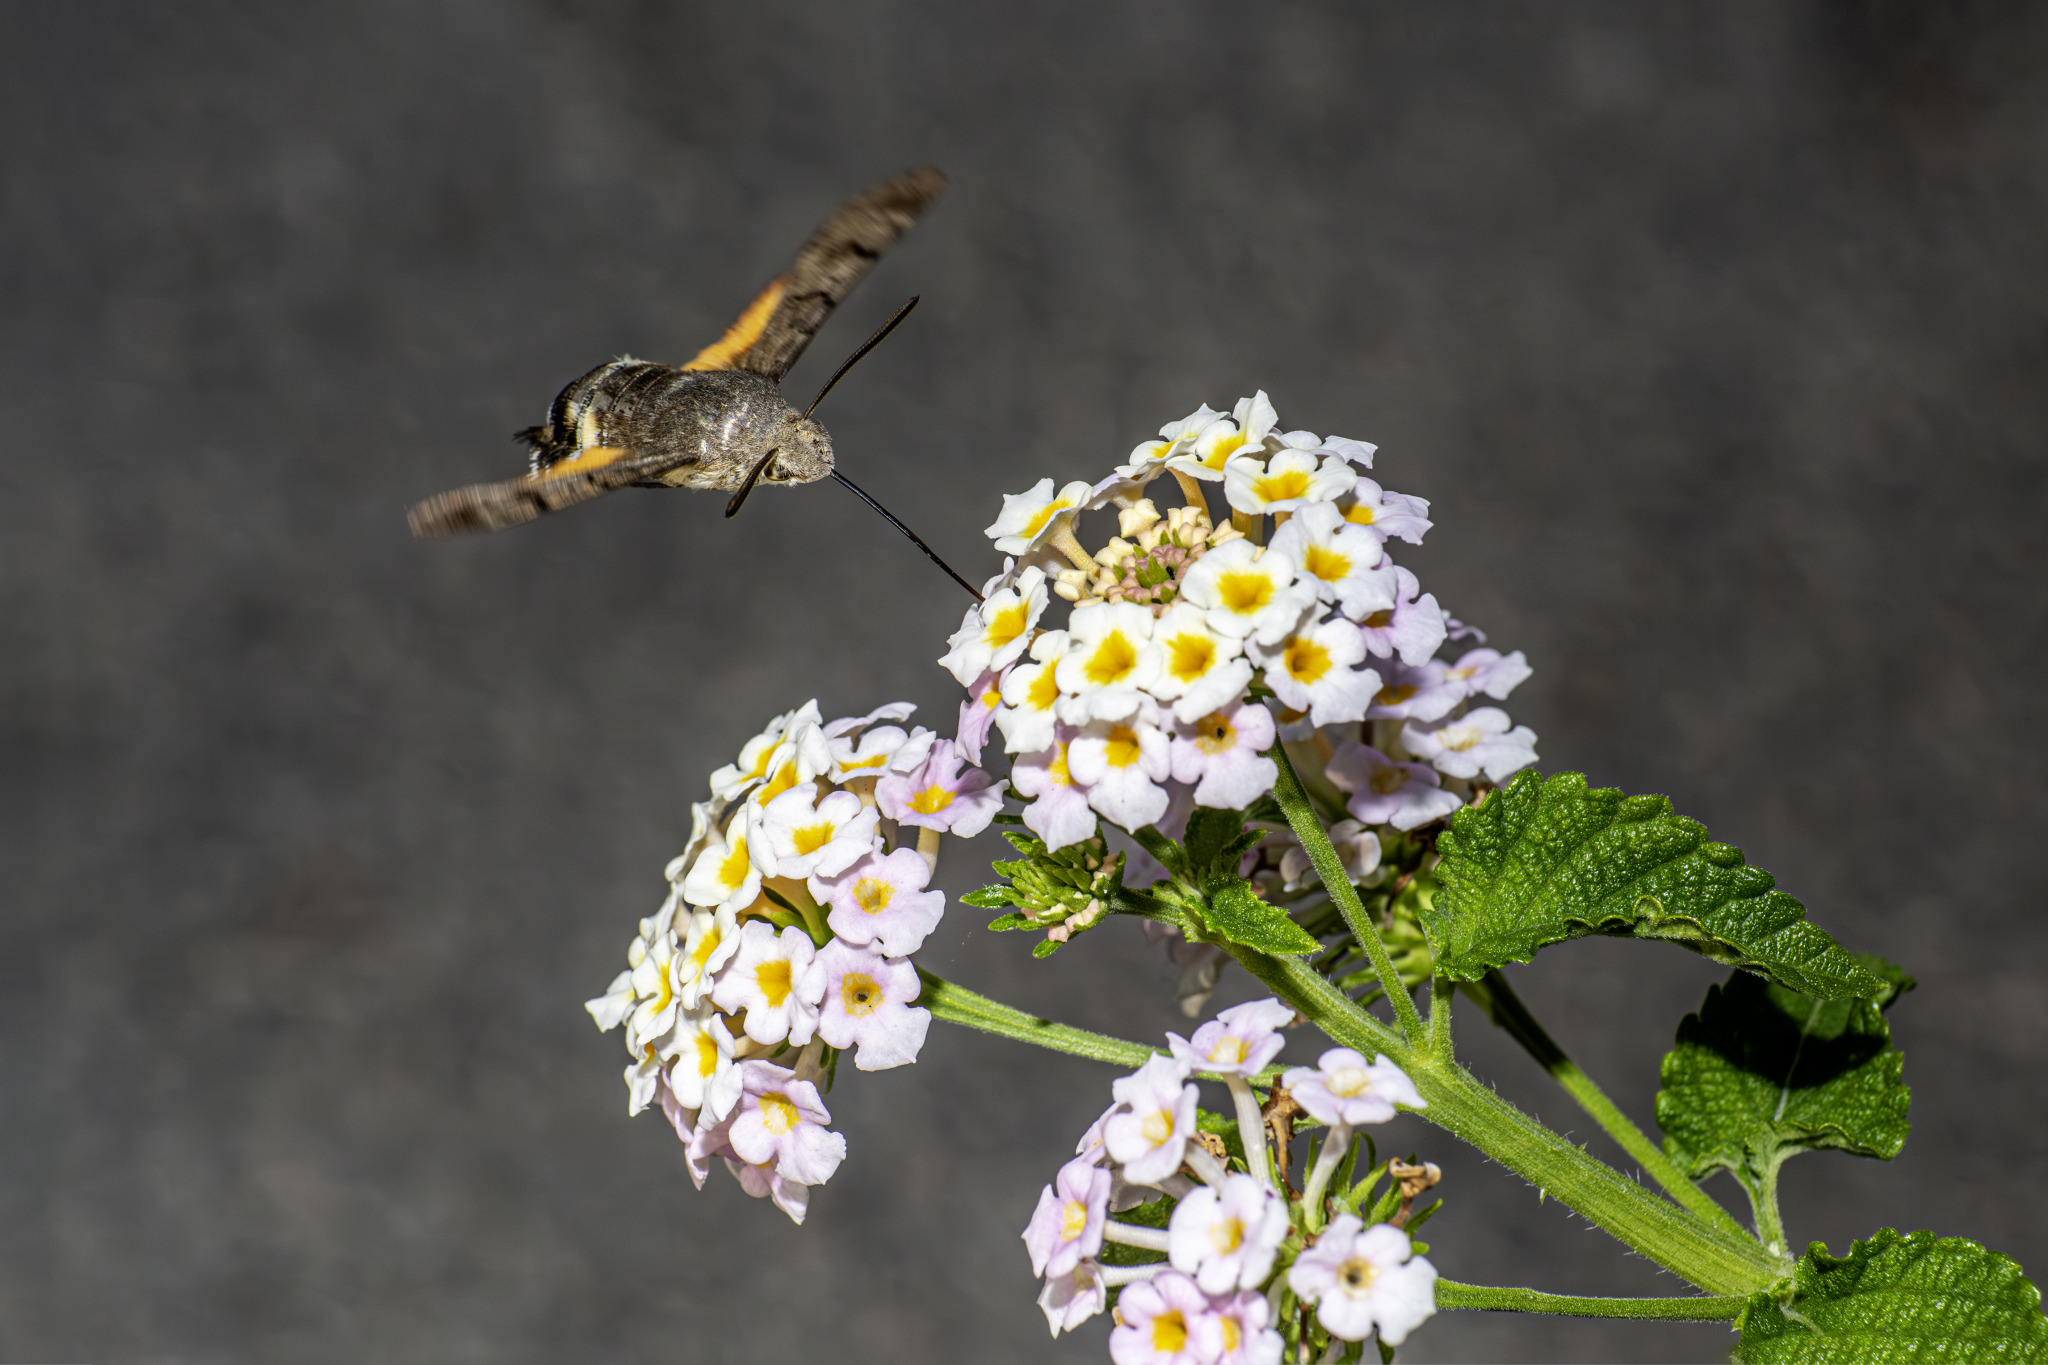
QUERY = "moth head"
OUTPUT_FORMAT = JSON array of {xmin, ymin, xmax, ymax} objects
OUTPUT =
[{"xmin": 767, "ymin": 408, "xmax": 834, "ymax": 484}]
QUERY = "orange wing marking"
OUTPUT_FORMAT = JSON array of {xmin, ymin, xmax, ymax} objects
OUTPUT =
[
  {"xmin": 681, "ymin": 276, "xmax": 788, "ymax": 372},
  {"xmin": 533, "ymin": 446, "xmax": 631, "ymax": 481}
]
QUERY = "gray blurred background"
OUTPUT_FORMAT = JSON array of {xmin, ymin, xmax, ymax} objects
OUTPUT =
[{"xmin": 4, "ymin": 3, "xmax": 2045, "ymax": 1361}]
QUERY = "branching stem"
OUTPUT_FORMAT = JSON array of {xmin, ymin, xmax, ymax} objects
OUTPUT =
[{"xmin": 1435, "ymin": 1280, "xmax": 1748, "ymax": 1321}]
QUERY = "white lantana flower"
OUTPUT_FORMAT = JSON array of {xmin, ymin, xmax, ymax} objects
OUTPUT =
[
  {"xmin": 673, "ymin": 904, "xmax": 740, "ymax": 1010},
  {"xmin": 585, "ymin": 898, "xmax": 667, "ymax": 1033},
  {"xmin": 667, "ymin": 1007, "xmax": 743, "ymax": 1123},
  {"xmin": 1011, "ymin": 735, "xmax": 1100, "ymax": 852},
  {"xmin": 709, "ymin": 921, "xmax": 823, "ymax": 1046},
  {"xmin": 938, "ymin": 565, "xmax": 1049, "ymax": 687},
  {"xmin": 1167, "ymin": 1172, "xmax": 1289, "ymax": 1294},
  {"xmin": 1104, "ymin": 1054, "xmax": 1199, "ymax": 1185},
  {"xmin": 1443, "ymin": 646, "xmax": 1533, "ymax": 700},
  {"xmin": 1054, "ymin": 600, "xmax": 1162, "ymax": 724},
  {"xmin": 1222, "ymin": 448, "xmax": 1355, "ymax": 515},
  {"xmin": 1402, "ymin": 708, "xmax": 1539, "ymax": 782},
  {"xmin": 1267, "ymin": 502, "xmax": 1396, "ymax": 621},
  {"xmin": 802, "ymin": 940, "xmax": 931, "ymax": 1071},
  {"xmin": 1148, "ymin": 603, "xmax": 1254, "ymax": 724},
  {"xmin": 625, "ymin": 904, "xmax": 683, "ymax": 1051},
  {"xmin": 1116, "ymin": 402, "xmax": 1224, "ymax": 481},
  {"xmin": 1180, "ymin": 539, "xmax": 1316, "ymax": 646},
  {"xmin": 986, "ymin": 478, "xmax": 1094, "ymax": 556},
  {"xmin": 749, "ymin": 784, "xmax": 879, "ymax": 881},
  {"xmin": 1249, "ymin": 619, "xmax": 1379, "ymax": 728},
  {"xmin": 726, "ymin": 1060, "xmax": 846, "ymax": 1187},
  {"xmin": 708, "ymin": 700, "xmax": 823, "ymax": 802},
  {"xmin": 682, "ymin": 815, "xmax": 761, "ymax": 913},
  {"xmin": 1273, "ymin": 818, "xmax": 1381, "ymax": 891},
  {"xmin": 1067, "ymin": 709, "xmax": 1172, "ymax": 831},
  {"xmin": 1167, "ymin": 391, "xmax": 1279, "ymax": 482},
  {"xmin": 996, "ymin": 628, "xmax": 1069, "ymax": 755}
]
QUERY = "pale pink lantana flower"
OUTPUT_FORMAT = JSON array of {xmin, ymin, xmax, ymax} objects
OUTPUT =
[
  {"xmin": 813, "ymin": 846, "xmax": 946, "ymax": 956},
  {"xmin": 1206, "ymin": 1288, "xmax": 1285, "ymax": 1365},
  {"xmin": 1023, "ymin": 1155, "xmax": 1112, "ymax": 1278},
  {"xmin": 1167, "ymin": 699, "xmax": 1278, "ymax": 810},
  {"xmin": 724, "ymin": 1059, "xmax": 846, "ymax": 1188},
  {"xmin": 954, "ymin": 668, "xmax": 1003, "ymax": 766},
  {"xmin": 1444, "ymin": 646, "xmax": 1532, "ymax": 700},
  {"xmin": 1037, "ymin": 1258, "xmax": 1107, "ymax": 1337},
  {"xmin": 1282, "ymin": 1048, "xmax": 1425, "ymax": 1127},
  {"xmin": 875, "ymin": 738, "xmax": 1008, "ymax": 837},
  {"xmin": 1166, "ymin": 996, "xmax": 1293, "ymax": 1077},
  {"xmin": 1362, "ymin": 659, "xmax": 1469, "ymax": 724},
  {"xmin": 1339, "ymin": 476, "xmax": 1433, "ymax": 547},
  {"xmin": 1105, "ymin": 1054, "xmax": 1199, "ymax": 1185},
  {"xmin": 1011, "ymin": 733, "xmax": 1100, "ymax": 852},
  {"xmin": 725, "ymin": 1153, "xmax": 814, "ymax": 1225},
  {"xmin": 1401, "ymin": 707, "xmax": 1539, "ymax": 782},
  {"xmin": 1109, "ymin": 1268, "xmax": 1217, "ymax": 1365},
  {"xmin": 1357, "ymin": 566, "xmax": 1446, "ymax": 666},
  {"xmin": 802, "ymin": 939, "xmax": 930, "ymax": 1071},
  {"xmin": 1287, "ymin": 1215, "xmax": 1438, "ymax": 1345},
  {"xmin": 1324, "ymin": 742, "xmax": 1463, "ymax": 831}
]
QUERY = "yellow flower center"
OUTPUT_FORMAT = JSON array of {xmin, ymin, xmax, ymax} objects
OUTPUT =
[
  {"xmin": 909, "ymin": 784, "xmax": 956, "ymax": 814},
  {"xmin": 1362, "ymin": 608, "xmax": 1395, "ymax": 629},
  {"xmin": 1083, "ymin": 632, "xmax": 1139, "ymax": 686},
  {"xmin": 1250, "ymin": 468, "xmax": 1310, "ymax": 504},
  {"xmin": 1220, "ymin": 1317, "xmax": 1242, "ymax": 1354},
  {"xmin": 1047, "ymin": 743, "xmax": 1074, "ymax": 787},
  {"xmin": 1207, "ymin": 1035, "xmax": 1250, "ymax": 1066},
  {"xmin": 981, "ymin": 687, "xmax": 1003, "ymax": 710},
  {"xmin": 1339, "ymin": 1256, "xmax": 1378, "ymax": 1293},
  {"xmin": 1209, "ymin": 1216, "xmax": 1245, "ymax": 1255},
  {"xmin": 1201, "ymin": 430, "xmax": 1247, "ymax": 470},
  {"xmin": 984, "ymin": 599, "xmax": 1030, "ymax": 650},
  {"xmin": 1140, "ymin": 1109, "xmax": 1174, "ymax": 1146},
  {"xmin": 693, "ymin": 1029, "xmax": 720, "ymax": 1080},
  {"xmin": 1193, "ymin": 711, "xmax": 1237, "ymax": 756},
  {"xmin": 840, "ymin": 973, "xmax": 882, "ymax": 1016},
  {"xmin": 689, "ymin": 923, "xmax": 722, "ymax": 972},
  {"xmin": 1346, "ymin": 502, "xmax": 1378, "ymax": 526},
  {"xmin": 1150, "ymin": 1310, "xmax": 1189, "ymax": 1353},
  {"xmin": 648, "ymin": 963, "xmax": 674, "ymax": 1016},
  {"xmin": 759, "ymin": 760, "xmax": 801, "ymax": 805},
  {"xmin": 842, "ymin": 752, "xmax": 888, "ymax": 770},
  {"xmin": 1438, "ymin": 725, "xmax": 1483, "ymax": 752},
  {"xmin": 1374, "ymin": 682, "xmax": 1417, "ymax": 708},
  {"xmin": 1020, "ymin": 499, "xmax": 1073, "ymax": 539},
  {"xmin": 853, "ymin": 877, "xmax": 894, "ymax": 914},
  {"xmin": 1328, "ymin": 1065, "xmax": 1372, "ymax": 1098},
  {"xmin": 755, "ymin": 958, "xmax": 793, "ymax": 1007},
  {"xmin": 1167, "ymin": 632, "xmax": 1215, "ymax": 683},
  {"xmin": 717, "ymin": 836, "xmax": 751, "ymax": 891},
  {"xmin": 1369, "ymin": 766, "xmax": 1407, "ymax": 796},
  {"xmin": 791, "ymin": 821, "xmax": 836, "ymax": 857},
  {"xmin": 1284, "ymin": 635, "xmax": 1332, "ymax": 684},
  {"xmin": 1027, "ymin": 665, "xmax": 1062, "ymax": 711},
  {"xmin": 1059, "ymin": 1199, "xmax": 1090, "ymax": 1242},
  {"xmin": 1103, "ymin": 725, "xmax": 1144, "ymax": 770},
  {"xmin": 1303, "ymin": 542, "xmax": 1352, "ymax": 582},
  {"xmin": 1217, "ymin": 571, "xmax": 1274, "ymax": 615},
  {"xmin": 759, "ymin": 1091, "xmax": 800, "ymax": 1135}
]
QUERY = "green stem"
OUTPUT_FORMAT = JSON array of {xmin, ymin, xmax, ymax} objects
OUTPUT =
[
  {"xmin": 1744, "ymin": 1158, "xmax": 1790, "ymax": 1260},
  {"xmin": 1426, "ymin": 975, "xmax": 1455, "ymax": 1060},
  {"xmin": 915, "ymin": 969, "xmax": 1286, "ymax": 1085},
  {"xmin": 1264, "ymin": 736, "xmax": 1427, "ymax": 1044},
  {"xmin": 1462, "ymin": 970, "xmax": 1749, "ymax": 1240},
  {"xmin": 1227, "ymin": 947, "xmax": 1781, "ymax": 1295},
  {"xmin": 1435, "ymin": 1280, "xmax": 1748, "ymax": 1321}
]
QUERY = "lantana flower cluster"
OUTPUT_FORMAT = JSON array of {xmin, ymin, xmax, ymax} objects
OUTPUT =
[
  {"xmin": 584, "ymin": 699, "xmax": 1005, "ymax": 1222},
  {"xmin": 1024, "ymin": 997, "xmax": 1441, "ymax": 1361},
  {"xmin": 941, "ymin": 392, "xmax": 1539, "ymax": 997}
]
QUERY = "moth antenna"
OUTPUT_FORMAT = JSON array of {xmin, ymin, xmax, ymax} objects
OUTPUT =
[
  {"xmin": 804, "ymin": 296, "xmax": 919, "ymax": 419},
  {"xmin": 830, "ymin": 469, "xmax": 982, "ymax": 602},
  {"xmin": 724, "ymin": 447, "xmax": 778, "ymax": 519}
]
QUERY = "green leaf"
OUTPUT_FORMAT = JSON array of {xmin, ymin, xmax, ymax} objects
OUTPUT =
[
  {"xmin": 1734, "ymin": 1229, "xmax": 2048, "ymax": 1363},
  {"xmin": 1199, "ymin": 876, "xmax": 1322, "ymax": 956},
  {"xmin": 1656, "ymin": 958, "xmax": 1912, "ymax": 1189},
  {"xmin": 1428, "ymin": 771, "xmax": 1880, "ymax": 999},
  {"xmin": 984, "ymin": 911, "xmax": 1035, "ymax": 932},
  {"xmin": 1131, "ymin": 824, "xmax": 1188, "ymax": 878},
  {"xmin": 962, "ymin": 886, "xmax": 1018, "ymax": 910}
]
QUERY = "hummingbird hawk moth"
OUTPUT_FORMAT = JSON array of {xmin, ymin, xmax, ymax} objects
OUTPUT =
[{"xmin": 406, "ymin": 167, "xmax": 975, "ymax": 594}]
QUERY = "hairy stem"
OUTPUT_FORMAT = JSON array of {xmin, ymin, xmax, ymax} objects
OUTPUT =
[
  {"xmin": 1264, "ymin": 736, "xmax": 1427, "ymax": 1043},
  {"xmin": 1435, "ymin": 1280, "xmax": 1748, "ymax": 1321},
  {"xmin": 1460, "ymin": 970, "xmax": 1749, "ymax": 1240},
  {"xmin": 1226, "ymin": 947, "xmax": 1781, "ymax": 1295}
]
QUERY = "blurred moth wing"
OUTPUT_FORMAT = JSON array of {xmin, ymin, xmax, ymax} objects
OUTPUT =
[{"xmin": 407, "ymin": 166, "xmax": 946, "ymax": 538}]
